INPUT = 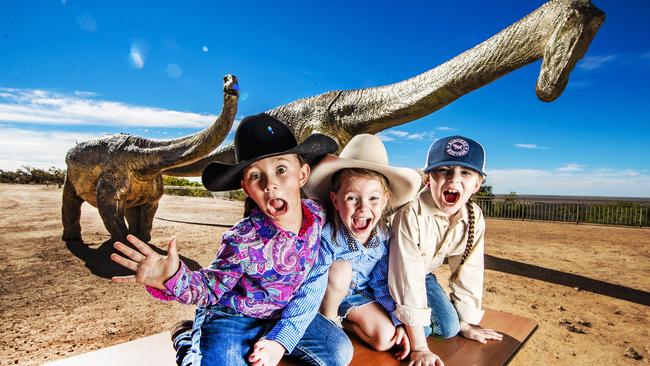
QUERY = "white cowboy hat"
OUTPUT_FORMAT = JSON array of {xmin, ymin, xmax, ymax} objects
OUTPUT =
[{"xmin": 304, "ymin": 134, "xmax": 421, "ymax": 211}]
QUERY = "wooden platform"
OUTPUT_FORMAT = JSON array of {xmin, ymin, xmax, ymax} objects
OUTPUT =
[
  {"xmin": 43, "ymin": 332, "xmax": 176, "ymax": 366},
  {"xmin": 281, "ymin": 308, "xmax": 537, "ymax": 366},
  {"xmin": 44, "ymin": 309, "xmax": 536, "ymax": 366}
]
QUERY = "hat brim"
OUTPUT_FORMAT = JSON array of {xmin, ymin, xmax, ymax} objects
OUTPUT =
[
  {"xmin": 423, "ymin": 161, "xmax": 487, "ymax": 176},
  {"xmin": 202, "ymin": 133, "xmax": 338, "ymax": 192},
  {"xmin": 304, "ymin": 154, "xmax": 422, "ymax": 211}
]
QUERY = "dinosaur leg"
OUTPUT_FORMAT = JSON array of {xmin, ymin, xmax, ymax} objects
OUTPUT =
[
  {"xmin": 96, "ymin": 179, "xmax": 129, "ymax": 241},
  {"xmin": 125, "ymin": 207, "xmax": 141, "ymax": 238},
  {"xmin": 61, "ymin": 178, "xmax": 84, "ymax": 242},
  {"xmin": 132, "ymin": 201, "xmax": 158, "ymax": 243}
]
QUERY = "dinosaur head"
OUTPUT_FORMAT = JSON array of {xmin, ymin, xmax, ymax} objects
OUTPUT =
[{"xmin": 536, "ymin": 0, "xmax": 605, "ymax": 102}]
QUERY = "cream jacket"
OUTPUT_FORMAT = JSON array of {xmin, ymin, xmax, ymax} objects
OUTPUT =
[{"xmin": 388, "ymin": 189, "xmax": 486, "ymax": 326}]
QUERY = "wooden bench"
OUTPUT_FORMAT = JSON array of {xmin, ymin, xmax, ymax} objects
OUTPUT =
[
  {"xmin": 46, "ymin": 309, "xmax": 536, "ymax": 366},
  {"xmin": 280, "ymin": 308, "xmax": 537, "ymax": 366}
]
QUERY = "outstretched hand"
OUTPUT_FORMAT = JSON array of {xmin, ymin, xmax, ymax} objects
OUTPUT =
[
  {"xmin": 459, "ymin": 321, "xmax": 503, "ymax": 344},
  {"xmin": 110, "ymin": 234, "xmax": 180, "ymax": 290}
]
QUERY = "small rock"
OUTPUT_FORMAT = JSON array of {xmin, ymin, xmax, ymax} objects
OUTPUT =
[
  {"xmin": 607, "ymin": 322, "xmax": 615, "ymax": 326},
  {"xmin": 531, "ymin": 304, "xmax": 538, "ymax": 309},
  {"xmin": 569, "ymin": 351, "xmax": 576, "ymax": 356},
  {"xmin": 558, "ymin": 306, "xmax": 566, "ymax": 311},
  {"xmin": 624, "ymin": 347, "xmax": 643, "ymax": 360},
  {"xmin": 566, "ymin": 324, "xmax": 588, "ymax": 334},
  {"xmin": 559, "ymin": 318, "xmax": 572, "ymax": 326},
  {"xmin": 485, "ymin": 286, "xmax": 497, "ymax": 293},
  {"xmin": 574, "ymin": 287, "xmax": 581, "ymax": 291},
  {"xmin": 614, "ymin": 310, "xmax": 624, "ymax": 315},
  {"xmin": 576, "ymin": 320, "xmax": 592, "ymax": 327}
]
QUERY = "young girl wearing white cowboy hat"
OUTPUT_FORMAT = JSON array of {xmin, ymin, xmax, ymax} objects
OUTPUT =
[{"xmin": 296, "ymin": 133, "xmax": 422, "ymax": 361}]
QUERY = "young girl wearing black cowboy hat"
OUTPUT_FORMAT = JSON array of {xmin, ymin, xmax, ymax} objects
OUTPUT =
[{"xmin": 110, "ymin": 113, "xmax": 352, "ymax": 366}]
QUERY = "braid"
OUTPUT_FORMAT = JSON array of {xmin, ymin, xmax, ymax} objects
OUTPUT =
[{"xmin": 450, "ymin": 201, "xmax": 476, "ymax": 281}]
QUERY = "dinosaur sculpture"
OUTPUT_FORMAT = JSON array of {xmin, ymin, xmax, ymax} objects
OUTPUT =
[
  {"xmin": 62, "ymin": 75, "xmax": 239, "ymax": 243},
  {"xmin": 166, "ymin": 0, "xmax": 604, "ymax": 176}
]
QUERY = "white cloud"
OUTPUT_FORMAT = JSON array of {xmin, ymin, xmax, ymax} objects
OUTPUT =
[
  {"xmin": 557, "ymin": 163, "xmax": 585, "ymax": 172},
  {"xmin": 577, "ymin": 54, "xmax": 617, "ymax": 71},
  {"xmin": 129, "ymin": 45, "xmax": 145, "ymax": 69},
  {"xmin": 487, "ymin": 168, "xmax": 650, "ymax": 197},
  {"xmin": 0, "ymin": 122, "xmax": 240, "ymax": 172},
  {"xmin": 435, "ymin": 126, "xmax": 455, "ymax": 131},
  {"xmin": 0, "ymin": 87, "xmax": 219, "ymax": 128},
  {"xmin": 515, "ymin": 143, "xmax": 549, "ymax": 150},
  {"xmin": 202, "ymin": 46, "xmax": 209, "ymax": 53},
  {"xmin": 0, "ymin": 126, "xmax": 100, "ymax": 170},
  {"xmin": 378, "ymin": 130, "xmax": 434, "ymax": 142}
]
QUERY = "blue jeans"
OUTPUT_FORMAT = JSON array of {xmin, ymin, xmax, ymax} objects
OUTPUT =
[
  {"xmin": 423, "ymin": 274, "xmax": 461, "ymax": 338},
  {"xmin": 175, "ymin": 305, "xmax": 353, "ymax": 366},
  {"xmin": 338, "ymin": 292, "xmax": 373, "ymax": 319}
]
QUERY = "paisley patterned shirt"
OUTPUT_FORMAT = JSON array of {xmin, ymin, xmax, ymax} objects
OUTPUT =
[{"xmin": 148, "ymin": 199, "xmax": 325, "ymax": 320}]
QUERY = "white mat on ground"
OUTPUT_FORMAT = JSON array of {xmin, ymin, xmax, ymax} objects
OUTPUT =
[{"xmin": 44, "ymin": 332, "xmax": 176, "ymax": 366}]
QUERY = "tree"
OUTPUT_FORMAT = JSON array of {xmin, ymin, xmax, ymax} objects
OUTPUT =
[{"xmin": 476, "ymin": 181, "xmax": 494, "ymax": 199}]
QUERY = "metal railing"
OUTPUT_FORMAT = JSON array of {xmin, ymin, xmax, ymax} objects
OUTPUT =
[{"xmin": 474, "ymin": 198, "xmax": 648, "ymax": 227}]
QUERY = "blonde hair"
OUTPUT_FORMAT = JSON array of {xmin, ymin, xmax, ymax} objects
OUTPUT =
[{"xmin": 328, "ymin": 168, "xmax": 391, "ymax": 245}]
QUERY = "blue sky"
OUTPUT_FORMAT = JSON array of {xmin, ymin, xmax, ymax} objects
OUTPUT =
[{"xmin": 1, "ymin": 0, "xmax": 649, "ymax": 197}]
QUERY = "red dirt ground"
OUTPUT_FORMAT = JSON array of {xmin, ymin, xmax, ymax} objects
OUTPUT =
[{"xmin": 0, "ymin": 184, "xmax": 648, "ymax": 365}]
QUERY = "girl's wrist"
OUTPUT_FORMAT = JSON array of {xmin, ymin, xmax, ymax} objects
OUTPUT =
[{"xmin": 411, "ymin": 346, "xmax": 432, "ymax": 353}]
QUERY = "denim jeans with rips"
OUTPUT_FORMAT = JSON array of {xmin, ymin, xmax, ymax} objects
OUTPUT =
[
  {"xmin": 423, "ymin": 273, "xmax": 461, "ymax": 339},
  {"xmin": 174, "ymin": 304, "xmax": 353, "ymax": 366}
]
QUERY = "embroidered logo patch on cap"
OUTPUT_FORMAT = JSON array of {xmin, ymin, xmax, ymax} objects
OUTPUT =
[
  {"xmin": 446, "ymin": 138, "xmax": 469, "ymax": 157},
  {"xmin": 267, "ymin": 126, "xmax": 274, "ymax": 134}
]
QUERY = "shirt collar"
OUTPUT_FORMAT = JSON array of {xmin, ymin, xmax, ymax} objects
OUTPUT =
[
  {"xmin": 337, "ymin": 223, "xmax": 387, "ymax": 251},
  {"xmin": 250, "ymin": 200, "xmax": 316, "ymax": 242}
]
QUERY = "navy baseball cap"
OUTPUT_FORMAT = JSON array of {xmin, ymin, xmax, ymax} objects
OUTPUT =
[{"xmin": 423, "ymin": 135, "xmax": 486, "ymax": 176}]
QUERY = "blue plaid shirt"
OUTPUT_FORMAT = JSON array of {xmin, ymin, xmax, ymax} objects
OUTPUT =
[{"xmin": 266, "ymin": 222, "xmax": 400, "ymax": 351}]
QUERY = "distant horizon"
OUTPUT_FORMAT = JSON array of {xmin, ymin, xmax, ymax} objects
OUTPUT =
[{"xmin": 2, "ymin": 1, "xmax": 649, "ymax": 197}]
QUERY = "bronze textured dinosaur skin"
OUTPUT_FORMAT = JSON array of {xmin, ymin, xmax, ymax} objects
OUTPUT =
[
  {"xmin": 166, "ymin": 0, "xmax": 604, "ymax": 176},
  {"xmin": 61, "ymin": 75, "xmax": 239, "ymax": 243}
]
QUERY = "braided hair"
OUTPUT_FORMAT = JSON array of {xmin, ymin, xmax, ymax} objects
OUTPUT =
[{"xmin": 450, "ymin": 200, "xmax": 476, "ymax": 281}]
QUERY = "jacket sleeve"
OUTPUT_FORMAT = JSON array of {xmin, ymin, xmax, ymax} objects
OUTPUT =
[
  {"xmin": 388, "ymin": 204, "xmax": 432, "ymax": 326},
  {"xmin": 367, "ymin": 246, "xmax": 401, "ymax": 326},
  {"xmin": 146, "ymin": 234, "xmax": 245, "ymax": 307},
  {"xmin": 264, "ymin": 235, "xmax": 335, "ymax": 353}
]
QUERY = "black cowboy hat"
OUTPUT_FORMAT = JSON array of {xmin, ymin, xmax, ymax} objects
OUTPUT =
[{"xmin": 202, "ymin": 113, "xmax": 338, "ymax": 192}]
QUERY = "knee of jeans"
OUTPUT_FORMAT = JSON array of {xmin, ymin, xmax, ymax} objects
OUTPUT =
[
  {"xmin": 438, "ymin": 319, "xmax": 461, "ymax": 339},
  {"xmin": 332, "ymin": 337, "xmax": 354, "ymax": 366}
]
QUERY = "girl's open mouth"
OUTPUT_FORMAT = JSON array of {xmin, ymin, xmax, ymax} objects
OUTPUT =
[
  {"xmin": 443, "ymin": 189, "xmax": 460, "ymax": 204},
  {"xmin": 267, "ymin": 198, "xmax": 288, "ymax": 216},
  {"xmin": 352, "ymin": 217, "xmax": 371, "ymax": 231}
]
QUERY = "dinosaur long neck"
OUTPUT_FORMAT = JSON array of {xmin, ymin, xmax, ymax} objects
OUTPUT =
[
  {"xmin": 336, "ymin": 2, "xmax": 561, "ymax": 135},
  {"xmin": 135, "ymin": 93, "xmax": 238, "ymax": 175}
]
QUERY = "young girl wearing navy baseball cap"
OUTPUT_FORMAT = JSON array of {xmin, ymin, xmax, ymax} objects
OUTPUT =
[{"xmin": 388, "ymin": 135, "xmax": 503, "ymax": 366}]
